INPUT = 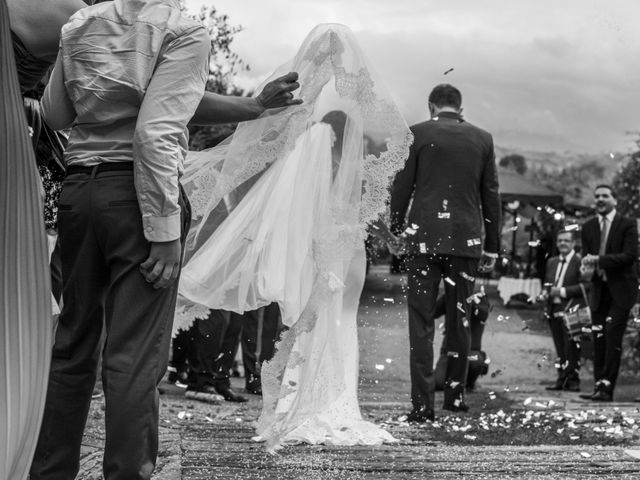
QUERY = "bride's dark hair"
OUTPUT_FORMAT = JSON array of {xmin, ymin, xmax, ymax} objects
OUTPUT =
[{"xmin": 320, "ymin": 110, "xmax": 347, "ymax": 151}]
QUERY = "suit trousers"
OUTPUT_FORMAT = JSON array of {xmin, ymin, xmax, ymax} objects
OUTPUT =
[
  {"xmin": 407, "ymin": 254, "xmax": 478, "ymax": 409},
  {"xmin": 591, "ymin": 284, "xmax": 630, "ymax": 390},
  {"xmin": 188, "ymin": 309, "xmax": 242, "ymax": 390},
  {"xmin": 548, "ymin": 304, "xmax": 580, "ymax": 381},
  {"xmin": 235, "ymin": 303, "xmax": 281, "ymax": 389},
  {"xmin": 30, "ymin": 168, "xmax": 190, "ymax": 480}
]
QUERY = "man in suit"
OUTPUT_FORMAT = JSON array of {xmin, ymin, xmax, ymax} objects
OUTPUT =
[
  {"xmin": 579, "ymin": 185, "xmax": 638, "ymax": 401},
  {"xmin": 539, "ymin": 229, "xmax": 588, "ymax": 392},
  {"xmin": 390, "ymin": 84, "xmax": 501, "ymax": 421}
]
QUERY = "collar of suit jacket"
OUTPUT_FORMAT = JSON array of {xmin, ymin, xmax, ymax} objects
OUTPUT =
[{"xmin": 432, "ymin": 111, "xmax": 464, "ymax": 122}]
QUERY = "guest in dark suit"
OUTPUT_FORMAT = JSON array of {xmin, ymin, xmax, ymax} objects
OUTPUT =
[
  {"xmin": 538, "ymin": 229, "xmax": 589, "ymax": 392},
  {"xmin": 390, "ymin": 84, "xmax": 501, "ymax": 421},
  {"xmin": 579, "ymin": 185, "xmax": 638, "ymax": 401}
]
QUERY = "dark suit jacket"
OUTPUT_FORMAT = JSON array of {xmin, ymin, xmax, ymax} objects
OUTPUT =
[
  {"xmin": 544, "ymin": 251, "xmax": 590, "ymax": 311},
  {"xmin": 581, "ymin": 212, "xmax": 638, "ymax": 310},
  {"xmin": 390, "ymin": 112, "xmax": 501, "ymax": 258}
]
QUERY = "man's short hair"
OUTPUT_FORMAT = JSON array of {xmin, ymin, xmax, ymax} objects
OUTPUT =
[
  {"xmin": 428, "ymin": 84, "xmax": 462, "ymax": 110},
  {"xmin": 594, "ymin": 184, "xmax": 617, "ymax": 199}
]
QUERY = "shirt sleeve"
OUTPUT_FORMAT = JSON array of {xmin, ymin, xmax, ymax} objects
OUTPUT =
[
  {"xmin": 41, "ymin": 53, "xmax": 77, "ymax": 130},
  {"xmin": 133, "ymin": 26, "xmax": 210, "ymax": 242}
]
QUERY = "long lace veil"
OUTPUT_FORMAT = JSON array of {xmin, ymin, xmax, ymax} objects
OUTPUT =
[{"xmin": 176, "ymin": 23, "xmax": 412, "ymax": 328}]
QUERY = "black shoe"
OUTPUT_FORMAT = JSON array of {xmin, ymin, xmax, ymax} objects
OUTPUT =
[
  {"xmin": 185, "ymin": 384, "xmax": 224, "ymax": 403},
  {"xmin": 405, "ymin": 406, "xmax": 435, "ymax": 423},
  {"xmin": 215, "ymin": 386, "xmax": 248, "ymax": 403},
  {"xmin": 591, "ymin": 390, "xmax": 613, "ymax": 402},
  {"xmin": 579, "ymin": 392, "xmax": 595, "ymax": 400},
  {"xmin": 443, "ymin": 382, "xmax": 469, "ymax": 413},
  {"xmin": 563, "ymin": 380, "xmax": 580, "ymax": 392},
  {"xmin": 634, "ymin": 397, "xmax": 640, "ymax": 403},
  {"xmin": 545, "ymin": 380, "xmax": 565, "ymax": 391},
  {"xmin": 246, "ymin": 378, "xmax": 262, "ymax": 395}
]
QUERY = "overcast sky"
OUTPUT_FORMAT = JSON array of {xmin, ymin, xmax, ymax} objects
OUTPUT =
[{"xmin": 186, "ymin": 0, "xmax": 640, "ymax": 155}]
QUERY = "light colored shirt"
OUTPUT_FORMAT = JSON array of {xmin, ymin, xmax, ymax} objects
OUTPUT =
[
  {"xmin": 553, "ymin": 249, "xmax": 574, "ymax": 299},
  {"xmin": 42, "ymin": 0, "xmax": 210, "ymax": 242}
]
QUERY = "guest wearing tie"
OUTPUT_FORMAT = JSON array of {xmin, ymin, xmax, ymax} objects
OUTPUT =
[
  {"xmin": 580, "ymin": 185, "xmax": 638, "ymax": 401},
  {"xmin": 538, "ymin": 229, "xmax": 589, "ymax": 392}
]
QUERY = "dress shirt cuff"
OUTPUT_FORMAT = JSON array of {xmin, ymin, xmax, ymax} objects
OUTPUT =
[
  {"xmin": 560, "ymin": 287, "xmax": 566, "ymax": 298},
  {"xmin": 482, "ymin": 251, "xmax": 499, "ymax": 259},
  {"xmin": 142, "ymin": 213, "xmax": 181, "ymax": 243}
]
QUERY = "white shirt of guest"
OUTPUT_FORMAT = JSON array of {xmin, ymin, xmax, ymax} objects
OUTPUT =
[
  {"xmin": 42, "ymin": 0, "xmax": 211, "ymax": 242},
  {"xmin": 554, "ymin": 249, "xmax": 575, "ymax": 298}
]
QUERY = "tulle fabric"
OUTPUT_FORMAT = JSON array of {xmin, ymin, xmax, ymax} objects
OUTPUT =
[
  {"xmin": 177, "ymin": 23, "xmax": 412, "ymax": 450},
  {"xmin": 0, "ymin": 1, "xmax": 54, "ymax": 478}
]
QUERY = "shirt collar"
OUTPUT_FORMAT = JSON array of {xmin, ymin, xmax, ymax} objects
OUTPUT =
[
  {"xmin": 559, "ymin": 249, "xmax": 574, "ymax": 263},
  {"xmin": 600, "ymin": 209, "xmax": 616, "ymax": 223}
]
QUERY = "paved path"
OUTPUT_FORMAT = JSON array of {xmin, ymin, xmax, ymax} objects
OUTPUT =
[{"xmin": 77, "ymin": 266, "xmax": 640, "ymax": 479}]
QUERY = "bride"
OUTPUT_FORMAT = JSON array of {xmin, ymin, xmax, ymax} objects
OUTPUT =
[{"xmin": 176, "ymin": 23, "xmax": 412, "ymax": 451}]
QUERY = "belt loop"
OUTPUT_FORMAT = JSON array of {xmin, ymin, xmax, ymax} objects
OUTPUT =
[{"xmin": 90, "ymin": 165, "xmax": 99, "ymax": 179}]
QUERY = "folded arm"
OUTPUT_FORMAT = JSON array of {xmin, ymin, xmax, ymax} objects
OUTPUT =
[{"xmin": 598, "ymin": 221, "xmax": 639, "ymax": 270}]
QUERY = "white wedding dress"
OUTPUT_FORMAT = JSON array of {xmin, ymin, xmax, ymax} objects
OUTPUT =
[{"xmin": 176, "ymin": 24, "xmax": 413, "ymax": 451}]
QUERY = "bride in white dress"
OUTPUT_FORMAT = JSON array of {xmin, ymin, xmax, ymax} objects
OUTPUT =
[{"xmin": 176, "ymin": 23, "xmax": 413, "ymax": 451}]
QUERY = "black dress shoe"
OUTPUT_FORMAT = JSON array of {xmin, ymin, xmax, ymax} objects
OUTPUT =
[
  {"xmin": 215, "ymin": 386, "xmax": 248, "ymax": 403},
  {"xmin": 579, "ymin": 392, "xmax": 595, "ymax": 400},
  {"xmin": 563, "ymin": 380, "xmax": 580, "ymax": 392},
  {"xmin": 405, "ymin": 406, "xmax": 435, "ymax": 423},
  {"xmin": 246, "ymin": 379, "xmax": 263, "ymax": 395},
  {"xmin": 246, "ymin": 385, "xmax": 262, "ymax": 396},
  {"xmin": 591, "ymin": 390, "xmax": 613, "ymax": 402},
  {"xmin": 634, "ymin": 397, "xmax": 640, "ymax": 403},
  {"xmin": 545, "ymin": 382, "xmax": 565, "ymax": 391}
]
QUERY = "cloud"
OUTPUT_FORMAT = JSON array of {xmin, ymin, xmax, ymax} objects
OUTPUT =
[{"xmin": 188, "ymin": 0, "xmax": 640, "ymax": 153}]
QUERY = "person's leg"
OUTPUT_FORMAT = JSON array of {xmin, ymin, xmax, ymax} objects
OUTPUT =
[
  {"xmin": 442, "ymin": 255, "xmax": 477, "ymax": 410},
  {"xmin": 601, "ymin": 302, "xmax": 630, "ymax": 392},
  {"xmin": 97, "ymin": 172, "xmax": 189, "ymax": 480},
  {"xmin": 406, "ymin": 255, "xmax": 441, "ymax": 415},
  {"xmin": 30, "ymin": 175, "xmax": 108, "ymax": 480},
  {"xmin": 260, "ymin": 302, "xmax": 281, "ymax": 364},
  {"xmin": 562, "ymin": 334, "xmax": 581, "ymax": 390},
  {"xmin": 212, "ymin": 310, "xmax": 246, "ymax": 401},
  {"xmin": 548, "ymin": 306, "xmax": 568, "ymax": 387},
  {"xmin": 239, "ymin": 309, "xmax": 260, "ymax": 391},
  {"xmin": 590, "ymin": 289, "xmax": 611, "ymax": 384}
]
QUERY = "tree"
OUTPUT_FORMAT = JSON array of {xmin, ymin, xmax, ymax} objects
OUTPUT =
[
  {"xmin": 612, "ymin": 133, "xmax": 640, "ymax": 219},
  {"xmin": 532, "ymin": 160, "xmax": 606, "ymax": 206},
  {"xmin": 180, "ymin": 3, "xmax": 249, "ymax": 150},
  {"xmin": 499, "ymin": 154, "xmax": 527, "ymax": 175}
]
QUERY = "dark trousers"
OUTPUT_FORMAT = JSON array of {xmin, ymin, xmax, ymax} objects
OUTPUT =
[
  {"xmin": 407, "ymin": 254, "xmax": 478, "ymax": 409},
  {"xmin": 30, "ymin": 169, "xmax": 190, "ymax": 480},
  {"xmin": 548, "ymin": 304, "xmax": 580, "ymax": 382},
  {"xmin": 187, "ymin": 309, "xmax": 242, "ymax": 389},
  {"xmin": 235, "ymin": 303, "xmax": 281, "ymax": 388},
  {"xmin": 591, "ymin": 285, "xmax": 630, "ymax": 391}
]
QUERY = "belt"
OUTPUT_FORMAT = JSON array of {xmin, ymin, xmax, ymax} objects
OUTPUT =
[{"xmin": 66, "ymin": 162, "xmax": 133, "ymax": 176}]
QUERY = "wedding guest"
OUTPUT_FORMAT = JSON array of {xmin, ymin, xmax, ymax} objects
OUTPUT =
[
  {"xmin": 390, "ymin": 83, "xmax": 501, "ymax": 420},
  {"xmin": 579, "ymin": 185, "xmax": 638, "ymax": 402},
  {"xmin": 185, "ymin": 309, "xmax": 247, "ymax": 402},
  {"xmin": 29, "ymin": 1, "xmax": 300, "ymax": 479},
  {"xmin": 434, "ymin": 287, "xmax": 491, "ymax": 391},
  {"xmin": 538, "ymin": 229, "xmax": 588, "ymax": 392},
  {"xmin": 235, "ymin": 302, "xmax": 282, "ymax": 395}
]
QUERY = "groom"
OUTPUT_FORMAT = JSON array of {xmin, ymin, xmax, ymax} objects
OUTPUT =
[
  {"xmin": 30, "ymin": 1, "xmax": 301, "ymax": 479},
  {"xmin": 390, "ymin": 84, "xmax": 501, "ymax": 420}
]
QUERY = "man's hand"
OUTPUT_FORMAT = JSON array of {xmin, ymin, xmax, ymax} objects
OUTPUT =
[
  {"xmin": 256, "ymin": 72, "xmax": 303, "ymax": 110},
  {"xmin": 582, "ymin": 254, "xmax": 599, "ymax": 266},
  {"xmin": 549, "ymin": 287, "xmax": 562, "ymax": 298},
  {"xmin": 388, "ymin": 237, "xmax": 407, "ymax": 256},
  {"xmin": 478, "ymin": 253, "xmax": 497, "ymax": 273},
  {"xmin": 140, "ymin": 239, "xmax": 181, "ymax": 289}
]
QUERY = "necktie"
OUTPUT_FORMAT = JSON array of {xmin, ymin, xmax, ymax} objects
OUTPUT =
[
  {"xmin": 598, "ymin": 216, "xmax": 608, "ymax": 280},
  {"xmin": 553, "ymin": 258, "xmax": 566, "ymax": 287},
  {"xmin": 599, "ymin": 216, "xmax": 608, "ymax": 256}
]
